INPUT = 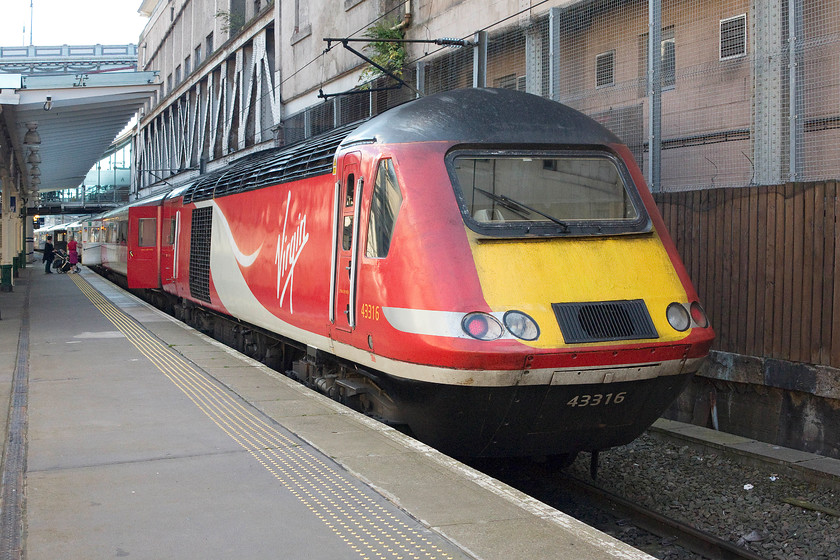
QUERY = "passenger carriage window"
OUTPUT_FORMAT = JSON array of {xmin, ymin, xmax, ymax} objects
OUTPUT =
[
  {"xmin": 118, "ymin": 220, "xmax": 128, "ymax": 243},
  {"xmin": 366, "ymin": 159, "xmax": 402, "ymax": 258},
  {"xmin": 448, "ymin": 150, "xmax": 651, "ymax": 237},
  {"xmin": 138, "ymin": 218, "xmax": 157, "ymax": 247}
]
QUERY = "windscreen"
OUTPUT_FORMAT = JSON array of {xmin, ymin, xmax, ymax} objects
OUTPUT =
[{"xmin": 449, "ymin": 150, "xmax": 650, "ymax": 237}]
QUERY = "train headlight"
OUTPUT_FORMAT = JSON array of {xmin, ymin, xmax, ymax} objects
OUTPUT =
[
  {"xmin": 666, "ymin": 303, "xmax": 691, "ymax": 332},
  {"xmin": 503, "ymin": 311, "xmax": 540, "ymax": 341},
  {"xmin": 462, "ymin": 312, "xmax": 504, "ymax": 341},
  {"xmin": 690, "ymin": 302, "xmax": 709, "ymax": 328}
]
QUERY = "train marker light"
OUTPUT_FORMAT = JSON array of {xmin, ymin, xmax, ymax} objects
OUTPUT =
[
  {"xmin": 666, "ymin": 302, "xmax": 691, "ymax": 332},
  {"xmin": 462, "ymin": 312, "xmax": 503, "ymax": 341},
  {"xmin": 690, "ymin": 302, "xmax": 709, "ymax": 328},
  {"xmin": 503, "ymin": 311, "xmax": 540, "ymax": 341}
]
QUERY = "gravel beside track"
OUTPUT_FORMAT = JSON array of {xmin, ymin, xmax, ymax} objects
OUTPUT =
[
  {"xmin": 561, "ymin": 433, "xmax": 840, "ymax": 559},
  {"xmin": 476, "ymin": 431, "xmax": 840, "ymax": 560}
]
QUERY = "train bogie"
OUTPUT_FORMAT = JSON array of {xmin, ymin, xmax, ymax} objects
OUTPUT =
[{"xmin": 96, "ymin": 88, "xmax": 714, "ymax": 459}]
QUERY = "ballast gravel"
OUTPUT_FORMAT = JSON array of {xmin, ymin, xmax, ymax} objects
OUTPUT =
[
  {"xmin": 484, "ymin": 432, "xmax": 840, "ymax": 560},
  {"xmin": 569, "ymin": 433, "xmax": 840, "ymax": 559}
]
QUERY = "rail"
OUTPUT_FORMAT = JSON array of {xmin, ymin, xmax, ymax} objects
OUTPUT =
[{"xmin": 561, "ymin": 474, "xmax": 769, "ymax": 560}]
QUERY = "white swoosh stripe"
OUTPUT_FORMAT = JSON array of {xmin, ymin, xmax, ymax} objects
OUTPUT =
[{"xmin": 213, "ymin": 201, "xmax": 261, "ymax": 267}]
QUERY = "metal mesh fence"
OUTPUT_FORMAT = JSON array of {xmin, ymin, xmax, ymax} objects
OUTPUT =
[
  {"xmin": 422, "ymin": 43, "xmax": 474, "ymax": 95},
  {"xmin": 799, "ymin": 0, "xmax": 840, "ymax": 183},
  {"xmin": 280, "ymin": 0, "xmax": 840, "ymax": 191}
]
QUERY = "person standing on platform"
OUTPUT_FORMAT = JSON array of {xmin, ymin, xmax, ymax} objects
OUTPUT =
[
  {"xmin": 42, "ymin": 235, "xmax": 55, "ymax": 274},
  {"xmin": 67, "ymin": 236, "xmax": 80, "ymax": 273}
]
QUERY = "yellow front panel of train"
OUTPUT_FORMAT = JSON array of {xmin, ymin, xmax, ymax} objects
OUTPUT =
[{"xmin": 470, "ymin": 231, "xmax": 689, "ymax": 348}]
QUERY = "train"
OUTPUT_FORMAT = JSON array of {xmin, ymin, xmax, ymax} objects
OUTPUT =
[
  {"xmin": 35, "ymin": 218, "xmax": 103, "ymax": 265},
  {"xmin": 90, "ymin": 88, "xmax": 714, "ymax": 461}
]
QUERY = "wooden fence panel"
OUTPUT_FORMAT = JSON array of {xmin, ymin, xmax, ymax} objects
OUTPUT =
[
  {"xmin": 809, "ymin": 183, "xmax": 824, "ymax": 364},
  {"xmin": 764, "ymin": 186, "xmax": 779, "ymax": 358},
  {"xmin": 712, "ymin": 189, "xmax": 725, "ymax": 348},
  {"xmin": 775, "ymin": 185, "xmax": 789, "ymax": 359},
  {"xmin": 833, "ymin": 183, "xmax": 840, "ymax": 366},
  {"xmin": 746, "ymin": 188, "xmax": 760, "ymax": 357},
  {"xmin": 721, "ymin": 190, "xmax": 733, "ymax": 351},
  {"xmin": 824, "ymin": 182, "xmax": 837, "ymax": 365},
  {"xmin": 654, "ymin": 182, "xmax": 840, "ymax": 369}
]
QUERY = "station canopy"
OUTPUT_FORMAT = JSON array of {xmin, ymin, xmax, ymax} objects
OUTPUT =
[{"xmin": 0, "ymin": 71, "xmax": 157, "ymax": 193}]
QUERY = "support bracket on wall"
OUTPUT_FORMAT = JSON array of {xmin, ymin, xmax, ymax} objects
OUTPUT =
[{"xmin": 318, "ymin": 37, "xmax": 470, "ymax": 100}]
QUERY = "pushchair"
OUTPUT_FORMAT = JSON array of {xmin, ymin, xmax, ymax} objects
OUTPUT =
[{"xmin": 52, "ymin": 249, "xmax": 74, "ymax": 273}]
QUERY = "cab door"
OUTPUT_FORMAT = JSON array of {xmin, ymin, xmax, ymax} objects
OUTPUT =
[
  {"xmin": 332, "ymin": 152, "xmax": 362, "ymax": 333},
  {"xmin": 127, "ymin": 205, "xmax": 161, "ymax": 289}
]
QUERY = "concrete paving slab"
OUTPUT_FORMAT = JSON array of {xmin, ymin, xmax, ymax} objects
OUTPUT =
[
  {"xmin": 170, "ymin": 350, "xmax": 254, "ymax": 375},
  {"xmin": 278, "ymin": 414, "xmax": 410, "ymax": 458},
  {"xmin": 441, "ymin": 516, "xmax": 621, "ymax": 560},
  {"xmin": 168, "ymin": 344, "xmax": 234, "ymax": 361},
  {"xmin": 257, "ymin": 395, "xmax": 345, "ymax": 418},
  {"xmin": 339, "ymin": 452, "xmax": 531, "ymax": 526},
  {"xmin": 137, "ymin": 325, "xmax": 206, "ymax": 346},
  {"xmin": 207, "ymin": 365, "xmax": 318, "ymax": 402},
  {"xmin": 27, "ymin": 450, "xmax": 357, "ymax": 560}
]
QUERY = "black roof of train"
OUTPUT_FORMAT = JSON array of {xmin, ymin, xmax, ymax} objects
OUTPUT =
[
  {"xmin": 342, "ymin": 87, "xmax": 621, "ymax": 147},
  {"xmin": 184, "ymin": 88, "xmax": 620, "ymax": 203}
]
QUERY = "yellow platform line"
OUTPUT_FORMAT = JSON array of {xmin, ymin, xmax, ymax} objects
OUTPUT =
[{"xmin": 69, "ymin": 274, "xmax": 455, "ymax": 560}]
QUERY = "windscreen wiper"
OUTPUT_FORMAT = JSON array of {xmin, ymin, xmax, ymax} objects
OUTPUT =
[
  {"xmin": 473, "ymin": 187, "xmax": 530, "ymax": 219},
  {"xmin": 474, "ymin": 187, "xmax": 569, "ymax": 232}
]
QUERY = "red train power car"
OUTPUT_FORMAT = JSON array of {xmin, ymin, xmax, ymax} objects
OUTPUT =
[{"xmin": 95, "ymin": 88, "xmax": 714, "ymax": 460}]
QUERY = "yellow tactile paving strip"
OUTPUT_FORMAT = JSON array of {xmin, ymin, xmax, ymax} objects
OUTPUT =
[{"xmin": 70, "ymin": 273, "xmax": 458, "ymax": 560}]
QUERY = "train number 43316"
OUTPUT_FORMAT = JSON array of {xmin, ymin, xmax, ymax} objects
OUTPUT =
[{"xmin": 566, "ymin": 392, "xmax": 627, "ymax": 407}]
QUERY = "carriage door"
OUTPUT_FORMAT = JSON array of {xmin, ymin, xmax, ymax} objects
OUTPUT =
[
  {"xmin": 332, "ymin": 152, "xmax": 362, "ymax": 332},
  {"xmin": 127, "ymin": 205, "xmax": 160, "ymax": 289},
  {"xmin": 160, "ymin": 208, "xmax": 179, "ymax": 287}
]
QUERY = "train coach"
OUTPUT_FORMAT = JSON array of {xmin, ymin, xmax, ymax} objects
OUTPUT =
[{"xmin": 96, "ymin": 88, "xmax": 714, "ymax": 461}]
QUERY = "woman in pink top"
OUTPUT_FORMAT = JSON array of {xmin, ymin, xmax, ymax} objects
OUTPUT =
[{"xmin": 67, "ymin": 237, "xmax": 80, "ymax": 273}]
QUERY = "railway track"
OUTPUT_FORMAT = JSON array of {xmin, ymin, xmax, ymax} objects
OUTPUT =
[
  {"xmin": 558, "ymin": 473, "xmax": 769, "ymax": 560},
  {"xmin": 465, "ymin": 455, "xmax": 774, "ymax": 560}
]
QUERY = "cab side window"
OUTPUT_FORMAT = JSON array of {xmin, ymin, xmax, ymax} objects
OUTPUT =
[{"xmin": 366, "ymin": 159, "xmax": 402, "ymax": 258}]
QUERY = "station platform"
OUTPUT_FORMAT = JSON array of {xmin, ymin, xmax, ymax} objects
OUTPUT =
[{"xmin": 0, "ymin": 267, "xmax": 654, "ymax": 560}]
